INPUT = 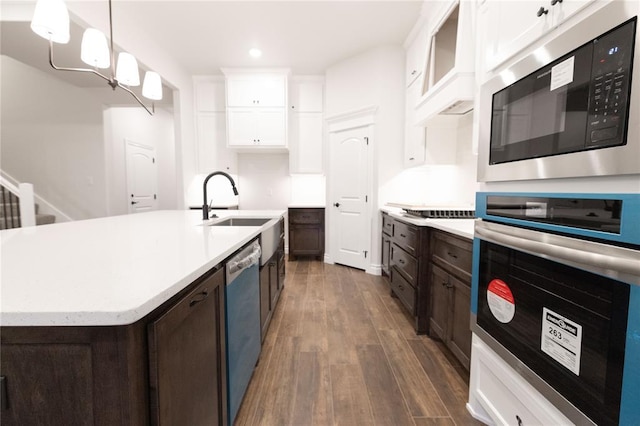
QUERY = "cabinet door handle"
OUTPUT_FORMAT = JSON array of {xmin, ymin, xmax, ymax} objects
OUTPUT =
[
  {"xmin": 400, "ymin": 233, "xmax": 407, "ymax": 238},
  {"xmin": 1, "ymin": 376, "xmax": 7, "ymax": 410},
  {"xmin": 442, "ymin": 281, "xmax": 448, "ymax": 287},
  {"xmin": 398, "ymin": 259, "xmax": 406, "ymax": 265},
  {"xmin": 189, "ymin": 291, "xmax": 209, "ymax": 307},
  {"xmin": 398, "ymin": 284, "xmax": 404, "ymax": 291},
  {"xmin": 516, "ymin": 415, "xmax": 523, "ymax": 426},
  {"xmin": 550, "ymin": 0, "xmax": 562, "ymax": 5},
  {"xmin": 537, "ymin": 6, "xmax": 548, "ymax": 16},
  {"xmin": 131, "ymin": 201, "xmax": 139, "ymax": 205},
  {"xmin": 333, "ymin": 202, "xmax": 340, "ymax": 207},
  {"xmin": 447, "ymin": 251, "xmax": 458, "ymax": 259}
]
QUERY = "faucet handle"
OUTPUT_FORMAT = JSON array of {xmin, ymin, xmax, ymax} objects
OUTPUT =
[{"xmin": 208, "ymin": 199, "xmax": 214, "ymax": 211}]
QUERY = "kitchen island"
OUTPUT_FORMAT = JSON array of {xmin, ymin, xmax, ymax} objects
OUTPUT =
[{"xmin": 0, "ymin": 209, "xmax": 285, "ymax": 425}]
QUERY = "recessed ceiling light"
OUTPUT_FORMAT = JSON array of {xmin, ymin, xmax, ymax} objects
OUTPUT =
[{"xmin": 249, "ymin": 48, "xmax": 262, "ymax": 58}]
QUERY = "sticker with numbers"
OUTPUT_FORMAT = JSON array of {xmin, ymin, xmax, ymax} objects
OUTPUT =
[{"xmin": 541, "ymin": 307, "xmax": 582, "ymax": 375}]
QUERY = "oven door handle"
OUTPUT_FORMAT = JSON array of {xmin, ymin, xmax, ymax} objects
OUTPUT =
[{"xmin": 475, "ymin": 221, "xmax": 640, "ymax": 285}]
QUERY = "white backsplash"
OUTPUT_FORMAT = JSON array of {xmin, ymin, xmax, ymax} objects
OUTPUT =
[{"xmin": 290, "ymin": 174, "xmax": 326, "ymax": 206}]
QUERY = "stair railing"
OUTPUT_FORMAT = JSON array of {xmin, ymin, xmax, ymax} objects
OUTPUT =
[{"xmin": 0, "ymin": 177, "xmax": 36, "ymax": 229}]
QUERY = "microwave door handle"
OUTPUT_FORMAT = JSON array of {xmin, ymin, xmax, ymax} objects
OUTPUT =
[{"xmin": 475, "ymin": 223, "xmax": 640, "ymax": 284}]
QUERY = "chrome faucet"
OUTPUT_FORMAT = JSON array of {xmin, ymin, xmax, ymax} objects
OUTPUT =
[{"xmin": 202, "ymin": 171, "xmax": 238, "ymax": 220}]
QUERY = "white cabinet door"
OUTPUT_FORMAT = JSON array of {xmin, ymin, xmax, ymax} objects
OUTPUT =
[
  {"xmin": 404, "ymin": 79, "xmax": 426, "ymax": 167},
  {"xmin": 227, "ymin": 109, "xmax": 257, "ymax": 146},
  {"xmin": 290, "ymin": 80, "xmax": 323, "ymax": 112},
  {"xmin": 195, "ymin": 80, "xmax": 226, "ymax": 112},
  {"xmin": 484, "ymin": 0, "xmax": 552, "ymax": 71},
  {"xmin": 197, "ymin": 113, "xmax": 237, "ymax": 173},
  {"xmin": 255, "ymin": 109, "xmax": 287, "ymax": 146},
  {"xmin": 405, "ymin": 23, "xmax": 428, "ymax": 88},
  {"xmin": 227, "ymin": 108, "xmax": 287, "ymax": 147},
  {"xmin": 483, "ymin": 0, "xmax": 597, "ymax": 71},
  {"xmin": 226, "ymin": 75, "xmax": 286, "ymax": 107},
  {"xmin": 291, "ymin": 112, "xmax": 323, "ymax": 173}
]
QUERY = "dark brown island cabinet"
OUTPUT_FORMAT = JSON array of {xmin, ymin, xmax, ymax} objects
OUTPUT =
[
  {"xmin": 260, "ymin": 218, "xmax": 286, "ymax": 340},
  {"xmin": 381, "ymin": 212, "xmax": 473, "ymax": 370},
  {"xmin": 288, "ymin": 208, "xmax": 325, "ymax": 260},
  {"xmin": 0, "ymin": 265, "xmax": 228, "ymax": 426}
]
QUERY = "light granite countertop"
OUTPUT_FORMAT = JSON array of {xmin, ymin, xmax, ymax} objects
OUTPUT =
[{"xmin": 1, "ymin": 209, "xmax": 284, "ymax": 327}]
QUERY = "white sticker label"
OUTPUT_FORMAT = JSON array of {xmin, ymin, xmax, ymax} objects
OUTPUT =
[
  {"xmin": 550, "ymin": 56, "xmax": 575, "ymax": 91},
  {"xmin": 541, "ymin": 308, "xmax": 582, "ymax": 375}
]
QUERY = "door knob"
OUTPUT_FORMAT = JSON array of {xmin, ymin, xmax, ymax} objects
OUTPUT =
[{"xmin": 333, "ymin": 202, "xmax": 340, "ymax": 207}]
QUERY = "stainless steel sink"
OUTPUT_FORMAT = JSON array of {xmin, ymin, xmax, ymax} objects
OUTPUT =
[
  {"xmin": 205, "ymin": 216, "xmax": 282, "ymax": 266},
  {"xmin": 209, "ymin": 218, "xmax": 272, "ymax": 227}
]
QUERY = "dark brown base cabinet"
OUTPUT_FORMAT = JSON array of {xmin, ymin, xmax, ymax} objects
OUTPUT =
[
  {"xmin": 382, "ymin": 212, "xmax": 430, "ymax": 334},
  {"xmin": 260, "ymin": 222, "xmax": 286, "ymax": 340},
  {"xmin": 428, "ymin": 230, "xmax": 473, "ymax": 370},
  {"xmin": 381, "ymin": 212, "xmax": 473, "ymax": 370},
  {"xmin": 0, "ymin": 266, "xmax": 228, "ymax": 426},
  {"xmin": 288, "ymin": 208, "xmax": 325, "ymax": 260}
]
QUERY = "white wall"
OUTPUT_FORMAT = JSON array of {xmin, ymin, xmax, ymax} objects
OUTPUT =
[
  {"xmin": 237, "ymin": 154, "xmax": 290, "ymax": 210},
  {"xmin": 103, "ymin": 107, "xmax": 177, "ymax": 216},
  {"xmin": 0, "ymin": 55, "xmax": 108, "ymax": 220},
  {"xmin": 65, "ymin": 2, "xmax": 196, "ymax": 210},
  {"xmin": 381, "ymin": 112, "xmax": 478, "ymax": 208},
  {"xmin": 325, "ymin": 44, "xmax": 406, "ymax": 272}
]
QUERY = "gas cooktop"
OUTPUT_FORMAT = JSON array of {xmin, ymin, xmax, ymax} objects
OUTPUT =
[{"xmin": 386, "ymin": 203, "xmax": 475, "ymax": 219}]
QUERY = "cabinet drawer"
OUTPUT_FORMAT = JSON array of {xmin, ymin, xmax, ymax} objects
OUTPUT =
[
  {"xmin": 390, "ymin": 267, "xmax": 416, "ymax": 315},
  {"xmin": 432, "ymin": 231, "xmax": 472, "ymax": 280},
  {"xmin": 382, "ymin": 214, "xmax": 394, "ymax": 236},
  {"xmin": 289, "ymin": 208, "xmax": 323, "ymax": 224},
  {"xmin": 393, "ymin": 221, "xmax": 419, "ymax": 256},
  {"xmin": 390, "ymin": 244, "xmax": 417, "ymax": 286}
]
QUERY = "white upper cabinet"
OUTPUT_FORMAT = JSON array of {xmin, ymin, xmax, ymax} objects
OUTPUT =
[
  {"xmin": 222, "ymin": 69, "xmax": 290, "ymax": 150},
  {"xmin": 405, "ymin": 22, "xmax": 429, "ymax": 88},
  {"xmin": 289, "ymin": 79, "xmax": 323, "ymax": 112},
  {"xmin": 414, "ymin": 0, "xmax": 476, "ymax": 125},
  {"xmin": 289, "ymin": 77, "xmax": 324, "ymax": 173},
  {"xmin": 226, "ymin": 74, "xmax": 287, "ymax": 107},
  {"xmin": 193, "ymin": 76, "xmax": 237, "ymax": 174},
  {"xmin": 481, "ymin": 0, "xmax": 597, "ymax": 72},
  {"xmin": 404, "ymin": 76, "xmax": 426, "ymax": 167},
  {"xmin": 195, "ymin": 79, "xmax": 226, "ymax": 112},
  {"xmin": 227, "ymin": 108, "xmax": 287, "ymax": 147}
]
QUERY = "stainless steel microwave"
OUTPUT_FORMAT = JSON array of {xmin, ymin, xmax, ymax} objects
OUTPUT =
[{"xmin": 478, "ymin": 1, "xmax": 640, "ymax": 182}]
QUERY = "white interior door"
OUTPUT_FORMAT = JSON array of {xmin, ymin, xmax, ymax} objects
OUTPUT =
[
  {"xmin": 329, "ymin": 126, "xmax": 370, "ymax": 270},
  {"xmin": 126, "ymin": 141, "xmax": 158, "ymax": 213}
]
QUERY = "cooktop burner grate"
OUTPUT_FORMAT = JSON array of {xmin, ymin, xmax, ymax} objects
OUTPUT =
[{"xmin": 403, "ymin": 209, "xmax": 475, "ymax": 219}]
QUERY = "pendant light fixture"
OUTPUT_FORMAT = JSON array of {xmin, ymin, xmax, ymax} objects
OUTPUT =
[{"xmin": 30, "ymin": 0, "xmax": 162, "ymax": 115}]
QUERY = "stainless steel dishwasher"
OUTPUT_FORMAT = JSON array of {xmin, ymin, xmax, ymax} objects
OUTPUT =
[{"xmin": 225, "ymin": 238, "xmax": 261, "ymax": 425}]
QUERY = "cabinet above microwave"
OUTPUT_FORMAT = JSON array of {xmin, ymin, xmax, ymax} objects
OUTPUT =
[{"xmin": 413, "ymin": 0, "xmax": 476, "ymax": 126}]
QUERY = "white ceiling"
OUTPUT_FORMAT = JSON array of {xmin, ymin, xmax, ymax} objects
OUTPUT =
[
  {"xmin": 1, "ymin": 1, "xmax": 422, "ymax": 106},
  {"xmin": 102, "ymin": 0, "xmax": 423, "ymax": 75},
  {"xmin": 7, "ymin": 0, "xmax": 423, "ymax": 74}
]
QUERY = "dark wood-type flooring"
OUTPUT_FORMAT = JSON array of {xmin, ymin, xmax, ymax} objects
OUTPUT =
[{"xmin": 235, "ymin": 259, "xmax": 482, "ymax": 426}]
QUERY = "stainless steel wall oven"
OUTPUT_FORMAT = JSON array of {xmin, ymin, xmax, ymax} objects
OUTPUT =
[{"xmin": 471, "ymin": 192, "xmax": 640, "ymax": 425}]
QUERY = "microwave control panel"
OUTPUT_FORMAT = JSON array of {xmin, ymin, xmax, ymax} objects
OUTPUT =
[{"xmin": 588, "ymin": 18, "xmax": 636, "ymax": 147}]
